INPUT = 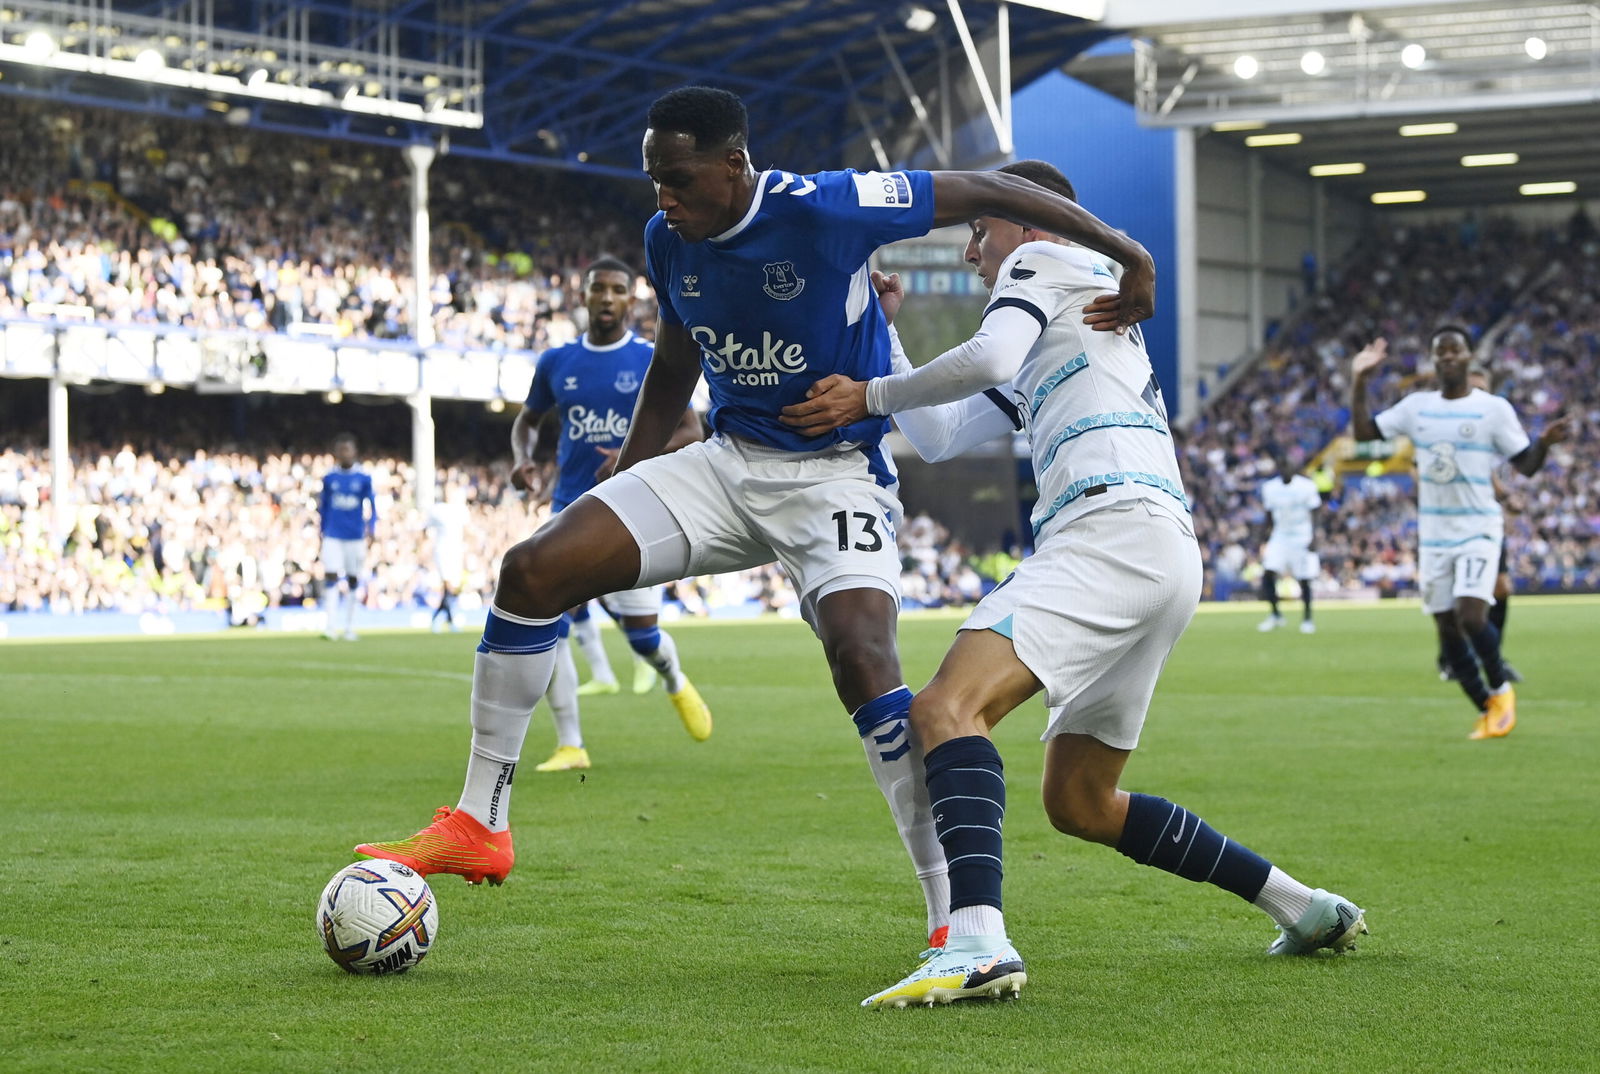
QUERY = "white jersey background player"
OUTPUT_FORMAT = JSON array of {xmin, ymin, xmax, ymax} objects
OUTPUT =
[
  {"xmin": 426, "ymin": 485, "xmax": 470, "ymax": 633},
  {"xmin": 1351, "ymin": 328, "xmax": 1570, "ymax": 739},
  {"xmin": 785, "ymin": 160, "xmax": 1365, "ymax": 1008},
  {"xmin": 1257, "ymin": 449, "xmax": 1322, "ymax": 634}
]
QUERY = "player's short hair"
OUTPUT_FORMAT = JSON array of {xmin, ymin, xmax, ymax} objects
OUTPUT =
[
  {"xmin": 647, "ymin": 86, "xmax": 748, "ymax": 153},
  {"xmin": 997, "ymin": 159, "xmax": 1077, "ymax": 204},
  {"xmin": 333, "ymin": 432, "xmax": 357, "ymax": 448},
  {"xmin": 1429, "ymin": 323, "xmax": 1473, "ymax": 349},
  {"xmin": 585, "ymin": 255, "xmax": 635, "ymax": 281}
]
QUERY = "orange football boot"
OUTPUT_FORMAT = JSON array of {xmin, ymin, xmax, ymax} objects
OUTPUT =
[{"xmin": 356, "ymin": 806, "xmax": 514, "ymax": 885}]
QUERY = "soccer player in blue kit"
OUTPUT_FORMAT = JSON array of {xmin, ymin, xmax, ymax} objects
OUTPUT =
[
  {"xmin": 319, "ymin": 433, "xmax": 376, "ymax": 641},
  {"xmin": 357, "ymin": 88, "xmax": 1158, "ymax": 953},
  {"xmin": 508, "ymin": 255, "xmax": 711, "ymax": 772}
]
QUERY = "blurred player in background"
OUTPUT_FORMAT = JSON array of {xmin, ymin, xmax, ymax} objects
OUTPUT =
[
  {"xmin": 426, "ymin": 483, "xmax": 470, "ymax": 633},
  {"xmin": 318, "ymin": 433, "xmax": 375, "ymax": 641},
  {"xmin": 1256, "ymin": 447, "xmax": 1322, "ymax": 635},
  {"xmin": 508, "ymin": 254, "xmax": 710, "ymax": 772},
  {"xmin": 357, "ymin": 88, "xmax": 1157, "ymax": 958},
  {"xmin": 1437, "ymin": 367, "xmax": 1521, "ymax": 683},
  {"xmin": 785, "ymin": 160, "xmax": 1365, "ymax": 1008},
  {"xmin": 1351, "ymin": 329, "xmax": 1570, "ymax": 739}
]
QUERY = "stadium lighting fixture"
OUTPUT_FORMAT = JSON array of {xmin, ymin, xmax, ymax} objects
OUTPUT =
[
  {"xmin": 133, "ymin": 48, "xmax": 166, "ymax": 76},
  {"xmin": 1520, "ymin": 181, "xmax": 1576, "ymax": 196},
  {"xmin": 246, "ymin": 68, "xmax": 269, "ymax": 88},
  {"xmin": 1525, "ymin": 37, "xmax": 1548, "ymax": 61},
  {"xmin": 1371, "ymin": 190, "xmax": 1427, "ymax": 204},
  {"xmin": 1461, "ymin": 153, "xmax": 1519, "ymax": 167},
  {"xmin": 1400, "ymin": 44, "xmax": 1427, "ymax": 70},
  {"xmin": 1233, "ymin": 55, "xmax": 1259, "ymax": 80},
  {"xmin": 1244, "ymin": 132, "xmax": 1302, "ymax": 147},
  {"xmin": 1309, "ymin": 162, "xmax": 1366, "ymax": 177},
  {"xmin": 1300, "ymin": 50, "xmax": 1326, "ymax": 76},
  {"xmin": 21, "ymin": 30, "xmax": 56, "ymax": 62},
  {"xmin": 1212, "ymin": 120, "xmax": 1266, "ymax": 132},
  {"xmin": 1399, "ymin": 122, "xmax": 1458, "ymax": 137},
  {"xmin": 487, "ymin": 397, "xmax": 506, "ymax": 414},
  {"xmin": 144, "ymin": 382, "xmax": 166, "ymax": 396},
  {"xmin": 900, "ymin": 4, "xmax": 937, "ymax": 32},
  {"xmin": 325, "ymin": 389, "xmax": 344, "ymax": 404}
]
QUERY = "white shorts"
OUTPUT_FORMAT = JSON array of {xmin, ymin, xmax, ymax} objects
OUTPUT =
[
  {"xmin": 321, "ymin": 536, "xmax": 365, "ymax": 580},
  {"xmin": 1419, "ymin": 536, "xmax": 1501, "ymax": 614},
  {"xmin": 962, "ymin": 499, "xmax": 1202, "ymax": 751},
  {"xmin": 1262, "ymin": 541, "xmax": 1319, "ymax": 581},
  {"xmin": 434, "ymin": 548, "xmax": 464, "ymax": 587},
  {"xmin": 600, "ymin": 585, "xmax": 663, "ymax": 618},
  {"xmin": 586, "ymin": 434, "xmax": 902, "ymax": 628}
]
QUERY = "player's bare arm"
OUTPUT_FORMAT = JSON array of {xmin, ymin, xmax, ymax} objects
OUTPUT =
[
  {"xmin": 615, "ymin": 320, "xmax": 702, "ymax": 473},
  {"xmin": 597, "ymin": 406, "xmax": 701, "ymax": 481},
  {"xmin": 1349, "ymin": 338, "xmax": 1387, "ymax": 441},
  {"xmin": 1509, "ymin": 413, "xmax": 1573, "ymax": 477},
  {"xmin": 930, "ymin": 170, "xmax": 1154, "ymax": 331},
  {"xmin": 509, "ymin": 404, "xmax": 551, "ymax": 493}
]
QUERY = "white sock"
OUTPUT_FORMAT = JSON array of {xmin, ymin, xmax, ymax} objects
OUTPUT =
[
  {"xmin": 858, "ymin": 706, "xmax": 949, "ymax": 940},
  {"xmin": 456, "ymin": 607, "xmax": 562, "ymax": 832},
  {"xmin": 642, "ymin": 629, "xmax": 686, "ymax": 694},
  {"xmin": 342, "ymin": 581, "xmax": 359, "ymax": 633},
  {"xmin": 325, "ymin": 583, "xmax": 344, "ymax": 633},
  {"xmin": 1254, "ymin": 866, "xmax": 1315, "ymax": 928},
  {"xmin": 949, "ymin": 905, "xmax": 1005, "ymax": 942},
  {"xmin": 547, "ymin": 638, "xmax": 583, "ymax": 749},
  {"xmin": 572, "ymin": 612, "xmax": 617, "ymax": 685}
]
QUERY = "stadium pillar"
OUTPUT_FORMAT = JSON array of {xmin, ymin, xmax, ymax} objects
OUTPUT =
[
  {"xmin": 1247, "ymin": 153, "xmax": 1264, "ymax": 353},
  {"xmin": 1174, "ymin": 126, "xmax": 1199, "ymax": 422},
  {"xmin": 405, "ymin": 143, "xmax": 437, "ymax": 511},
  {"xmin": 48, "ymin": 374, "xmax": 70, "ymax": 542}
]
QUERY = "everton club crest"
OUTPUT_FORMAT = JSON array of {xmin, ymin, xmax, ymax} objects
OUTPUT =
[
  {"xmin": 762, "ymin": 261, "xmax": 806, "ymax": 301},
  {"xmin": 614, "ymin": 370, "xmax": 640, "ymax": 393}
]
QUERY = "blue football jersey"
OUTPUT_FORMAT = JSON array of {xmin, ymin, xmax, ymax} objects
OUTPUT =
[
  {"xmin": 526, "ymin": 331, "xmax": 655, "ymax": 511},
  {"xmin": 646, "ymin": 168, "xmax": 934, "ymax": 479},
  {"xmin": 319, "ymin": 467, "xmax": 376, "ymax": 540}
]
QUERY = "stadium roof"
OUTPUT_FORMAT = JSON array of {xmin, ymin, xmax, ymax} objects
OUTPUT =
[
  {"xmin": 1068, "ymin": 2, "xmax": 1600, "ymax": 208},
  {"xmin": 0, "ymin": 0, "xmax": 1108, "ymax": 176}
]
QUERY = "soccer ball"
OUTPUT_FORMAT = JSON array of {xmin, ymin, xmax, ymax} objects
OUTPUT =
[{"xmin": 316, "ymin": 860, "xmax": 439, "ymax": 975}]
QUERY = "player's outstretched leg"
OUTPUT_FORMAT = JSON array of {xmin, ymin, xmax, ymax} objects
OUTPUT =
[
  {"xmin": 1435, "ymin": 611, "xmax": 1497, "ymax": 738},
  {"xmin": 571, "ymin": 603, "xmax": 622, "ymax": 696},
  {"xmin": 1257, "ymin": 571, "xmax": 1284, "ymax": 631},
  {"xmin": 357, "ymin": 499, "xmax": 644, "ymax": 883},
  {"xmin": 535, "ymin": 630, "xmax": 590, "ymax": 772},
  {"xmin": 863, "ymin": 735, "xmax": 1022, "ymax": 1008},
  {"xmin": 623, "ymin": 618, "xmax": 710, "ymax": 741},
  {"xmin": 1459, "ymin": 600, "xmax": 1515, "ymax": 739}
]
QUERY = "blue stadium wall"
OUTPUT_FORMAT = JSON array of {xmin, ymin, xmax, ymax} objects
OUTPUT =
[{"xmin": 1011, "ymin": 71, "xmax": 1179, "ymax": 417}]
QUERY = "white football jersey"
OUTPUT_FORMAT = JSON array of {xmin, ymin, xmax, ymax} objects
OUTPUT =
[
  {"xmin": 1261, "ymin": 474, "xmax": 1320, "ymax": 549},
  {"xmin": 985, "ymin": 241, "xmax": 1187, "ymax": 543},
  {"xmin": 425, "ymin": 499, "xmax": 469, "ymax": 562},
  {"xmin": 1374, "ymin": 389, "xmax": 1529, "ymax": 546}
]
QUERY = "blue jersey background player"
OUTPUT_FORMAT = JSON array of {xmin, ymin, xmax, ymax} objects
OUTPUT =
[
  {"xmin": 508, "ymin": 256, "xmax": 710, "ymax": 772},
  {"xmin": 358, "ymin": 86, "xmax": 1158, "ymax": 949},
  {"xmin": 319, "ymin": 432, "xmax": 375, "ymax": 641}
]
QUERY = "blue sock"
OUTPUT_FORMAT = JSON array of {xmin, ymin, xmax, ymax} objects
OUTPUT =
[
  {"xmin": 1467, "ymin": 622, "xmax": 1508, "ymax": 691},
  {"xmin": 1442, "ymin": 632, "xmax": 1489, "ymax": 709},
  {"xmin": 571, "ymin": 603, "xmax": 592, "ymax": 625},
  {"xmin": 623, "ymin": 624, "xmax": 662, "ymax": 657},
  {"xmin": 851, "ymin": 685, "xmax": 913, "ymax": 745},
  {"xmin": 1116, "ymin": 793, "xmax": 1271, "ymax": 903},
  {"xmin": 557, "ymin": 614, "xmax": 572, "ymax": 639},
  {"xmin": 925, "ymin": 736, "xmax": 1005, "ymax": 911},
  {"xmin": 477, "ymin": 609, "xmax": 561, "ymax": 655}
]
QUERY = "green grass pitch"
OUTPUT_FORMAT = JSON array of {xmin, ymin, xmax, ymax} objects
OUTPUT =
[{"xmin": 3, "ymin": 599, "xmax": 1598, "ymax": 1073}]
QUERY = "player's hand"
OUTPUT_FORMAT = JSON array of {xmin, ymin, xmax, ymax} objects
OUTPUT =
[
  {"xmin": 780, "ymin": 375, "xmax": 870, "ymax": 436},
  {"xmin": 594, "ymin": 446, "xmax": 621, "ymax": 482},
  {"xmin": 872, "ymin": 270, "xmax": 905, "ymax": 325},
  {"xmin": 1539, "ymin": 412, "xmax": 1574, "ymax": 447},
  {"xmin": 510, "ymin": 461, "xmax": 541, "ymax": 493},
  {"xmin": 1082, "ymin": 255, "xmax": 1155, "ymax": 333},
  {"xmin": 1351, "ymin": 338, "xmax": 1388, "ymax": 378}
]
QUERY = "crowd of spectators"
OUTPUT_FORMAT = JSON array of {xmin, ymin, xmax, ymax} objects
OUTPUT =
[
  {"xmin": 1178, "ymin": 213, "xmax": 1595, "ymax": 599},
  {"xmin": 0, "ymin": 98, "xmax": 657, "ymax": 353}
]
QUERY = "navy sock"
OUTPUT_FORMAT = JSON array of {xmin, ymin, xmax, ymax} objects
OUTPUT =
[
  {"xmin": 1299, "ymin": 580, "xmax": 1313, "ymax": 620},
  {"xmin": 623, "ymin": 624, "xmax": 662, "ymax": 656},
  {"xmin": 1489, "ymin": 597, "xmax": 1507, "ymax": 638},
  {"xmin": 1116, "ymin": 793, "xmax": 1271, "ymax": 903},
  {"xmin": 1442, "ymin": 633, "xmax": 1490, "ymax": 708},
  {"xmin": 1468, "ymin": 621, "xmax": 1508, "ymax": 691},
  {"xmin": 1260, "ymin": 571, "xmax": 1280, "ymax": 615},
  {"xmin": 925, "ymin": 736, "xmax": 1005, "ymax": 911}
]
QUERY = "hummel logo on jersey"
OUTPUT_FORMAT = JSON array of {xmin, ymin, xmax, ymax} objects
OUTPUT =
[
  {"xmin": 768, "ymin": 172, "xmax": 817, "ymax": 196},
  {"xmin": 762, "ymin": 261, "xmax": 806, "ymax": 301},
  {"xmin": 564, "ymin": 376, "xmax": 579, "ymax": 390},
  {"xmin": 1009, "ymin": 262, "xmax": 1037, "ymax": 280},
  {"xmin": 680, "ymin": 275, "xmax": 700, "ymax": 298},
  {"xmin": 688, "ymin": 326, "xmax": 809, "ymax": 385}
]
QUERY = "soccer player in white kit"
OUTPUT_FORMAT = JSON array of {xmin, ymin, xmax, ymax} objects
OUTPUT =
[
  {"xmin": 787, "ymin": 161, "xmax": 1366, "ymax": 1007},
  {"xmin": 1257, "ymin": 447, "xmax": 1322, "ymax": 634},
  {"xmin": 1351, "ymin": 328, "xmax": 1570, "ymax": 739},
  {"xmin": 426, "ymin": 484, "xmax": 470, "ymax": 633}
]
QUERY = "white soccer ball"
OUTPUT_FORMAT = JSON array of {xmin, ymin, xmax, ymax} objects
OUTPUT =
[{"xmin": 316, "ymin": 860, "xmax": 439, "ymax": 975}]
